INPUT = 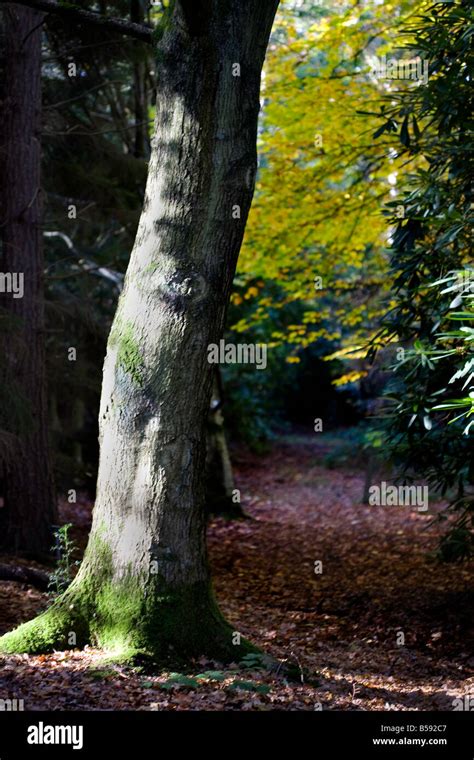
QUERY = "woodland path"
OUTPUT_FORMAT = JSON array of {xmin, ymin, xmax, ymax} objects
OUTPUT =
[{"xmin": 0, "ymin": 434, "xmax": 472, "ymax": 710}]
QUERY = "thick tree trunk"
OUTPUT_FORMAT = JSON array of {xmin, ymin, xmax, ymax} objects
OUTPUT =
[
  {"xmin": 0, "ymin": 0, "xmax": 279, "ymax": 660},
  {"xmin": 0, "ymin": 5, "xmax": 57, "ymax": 557}
]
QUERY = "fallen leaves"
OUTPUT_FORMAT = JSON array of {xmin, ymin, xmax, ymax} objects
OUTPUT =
[{"xmin": 0, "ymin": 435, "xmax": 472, "ymax": 710}]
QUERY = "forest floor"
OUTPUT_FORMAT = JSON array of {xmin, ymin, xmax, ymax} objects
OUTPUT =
[{"xmin": 0, "ymin": 433, "xmax": 472, "ymax": 710}]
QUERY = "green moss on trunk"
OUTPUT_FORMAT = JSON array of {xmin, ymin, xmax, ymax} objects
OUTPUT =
[
  {"xmin": 0, "ymin": 587, "xmax": 90, "ymax": 654},
  {"xmin": 109, "ymin": 320, "xmax": 144, "ymax": 386},
  {"xmin": 0, "ymin": 570, "xmax": 258, "ymax": 664}
]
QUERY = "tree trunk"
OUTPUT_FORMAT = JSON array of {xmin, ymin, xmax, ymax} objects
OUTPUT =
[
  {"xmin": 0, "ymin": 0, "xmax": 279, "ymax": 661},
  {"xmin": 206, "ymin": 370, "xmax": 245, "ymax": 518},
  {"xmin": 71, "ymin": 397, "xmax": 85, "ymax": 468},
  {"xmin": 0, "ymin": 5, "xmax": 57, "ymax": 557},
  {"xmin": 131, "ymin": 0, "xmax": 150, "ymax": 159}
]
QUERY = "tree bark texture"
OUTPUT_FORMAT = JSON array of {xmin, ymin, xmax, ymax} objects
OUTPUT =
[
  {"xmin": 0, "ymin": 0, "xmax": 279, "ymax": 661},
  {"xmin": 0, "ymin": 4, "xmax": 58, "ymax": 557}
]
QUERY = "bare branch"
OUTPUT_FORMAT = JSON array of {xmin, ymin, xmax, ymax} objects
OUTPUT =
[{"xmin": 9, "ymin": 0, "xmax": 154, "ymax": 44}]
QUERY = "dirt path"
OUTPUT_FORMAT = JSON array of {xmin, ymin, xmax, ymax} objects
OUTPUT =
[
  {"xmin": 211, "ymin": 436, "xmax": 473, "ymax": 709},
  {"xmin": 0, "ymin": 435, "xmax": 472, "ymax": 710}
]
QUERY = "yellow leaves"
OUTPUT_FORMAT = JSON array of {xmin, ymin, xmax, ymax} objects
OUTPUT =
[
  {"xmin": 286, "ymin": 356, "xmax": 301, "ymax": 364},
  {"xmin": 333, "ymin": 370, "xmax": 368, "ymax": 387},
  {"xmin": 245, "ymin": 286, "xmax": 259, "ymax": 299},
  {"xmin": 342, "ymin": 16, "xmax": 360, "ymax": 28},
  {"xmin": 232, "ymin": 318, "xmax": 250, "ymax": 334},
  {"xmin": 325, "ymin": 345, "xmax": 367, "ymax": 361},
  {"xmin": 233, "ymin": 0, "xmax": 416, "ymax": 356}
]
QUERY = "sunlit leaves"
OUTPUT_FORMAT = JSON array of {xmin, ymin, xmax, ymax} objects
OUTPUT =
[{"xmin": 236, "ymin": 0, "xmax": 415, "ymax": 369}]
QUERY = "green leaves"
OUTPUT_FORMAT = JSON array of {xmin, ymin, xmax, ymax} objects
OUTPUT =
[
  {"xmin": 141, "ymin": 670, "xmax": 272, "ymax": 695},
  {"xmin": 376, "ymin": 1, "xmax": 474, "ymax": 557},
  {"xmin": 400, "ymin": 115, "xmax": 410, "ymax": 147},
  {"xmin": 239, "ymin": 652, "xmax": 271, "ymax": 670},
  {"xmin": 48, "ymin": 523, "xmax": 79, "ymax": 596},
  {"xmin": 157, "ymin": 674, "xmax": 201, "ymax": 690},
  {"xmin": 195, "ymin": 671, "xmax": 227, "ymax": 682},
  {"xmin": 372, "ymin": 118, "xmax": 398, "ymax": 140},
  {"xmin": 227, "ymin": 681, "xmax": 271, "ymax": 694}
]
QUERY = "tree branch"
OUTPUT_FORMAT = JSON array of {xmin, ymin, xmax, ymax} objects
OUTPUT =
[
  {"xmin": 0, "ymin": 563, "xmax": 49, "ymax": 591},
  {"xmin": 9, "ymin": 0, "xmax": 154, "ymax": 44},
  {"xmin": 178, "ymin": 0, "xmax": 211, "ymax": 37}
]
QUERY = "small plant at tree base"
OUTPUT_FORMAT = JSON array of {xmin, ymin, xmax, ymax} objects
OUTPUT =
[{"xmin": 48, "ymin": 523, "xmax": 79, "ymax": 597}]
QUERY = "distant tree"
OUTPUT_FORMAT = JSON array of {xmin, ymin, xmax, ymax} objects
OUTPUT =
[
  {"xmin": 40, "ymin": 2, "xmax": 151, "ymax": 492},
  {"xmin": 0, "ymin": 5, "xmax": 58, "ymax": 556}
]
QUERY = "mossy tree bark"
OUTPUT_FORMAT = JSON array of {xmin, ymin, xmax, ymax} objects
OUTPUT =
[{"xmin": 0, "ymin": 0, "xmax": 279, "ymax": 661}]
